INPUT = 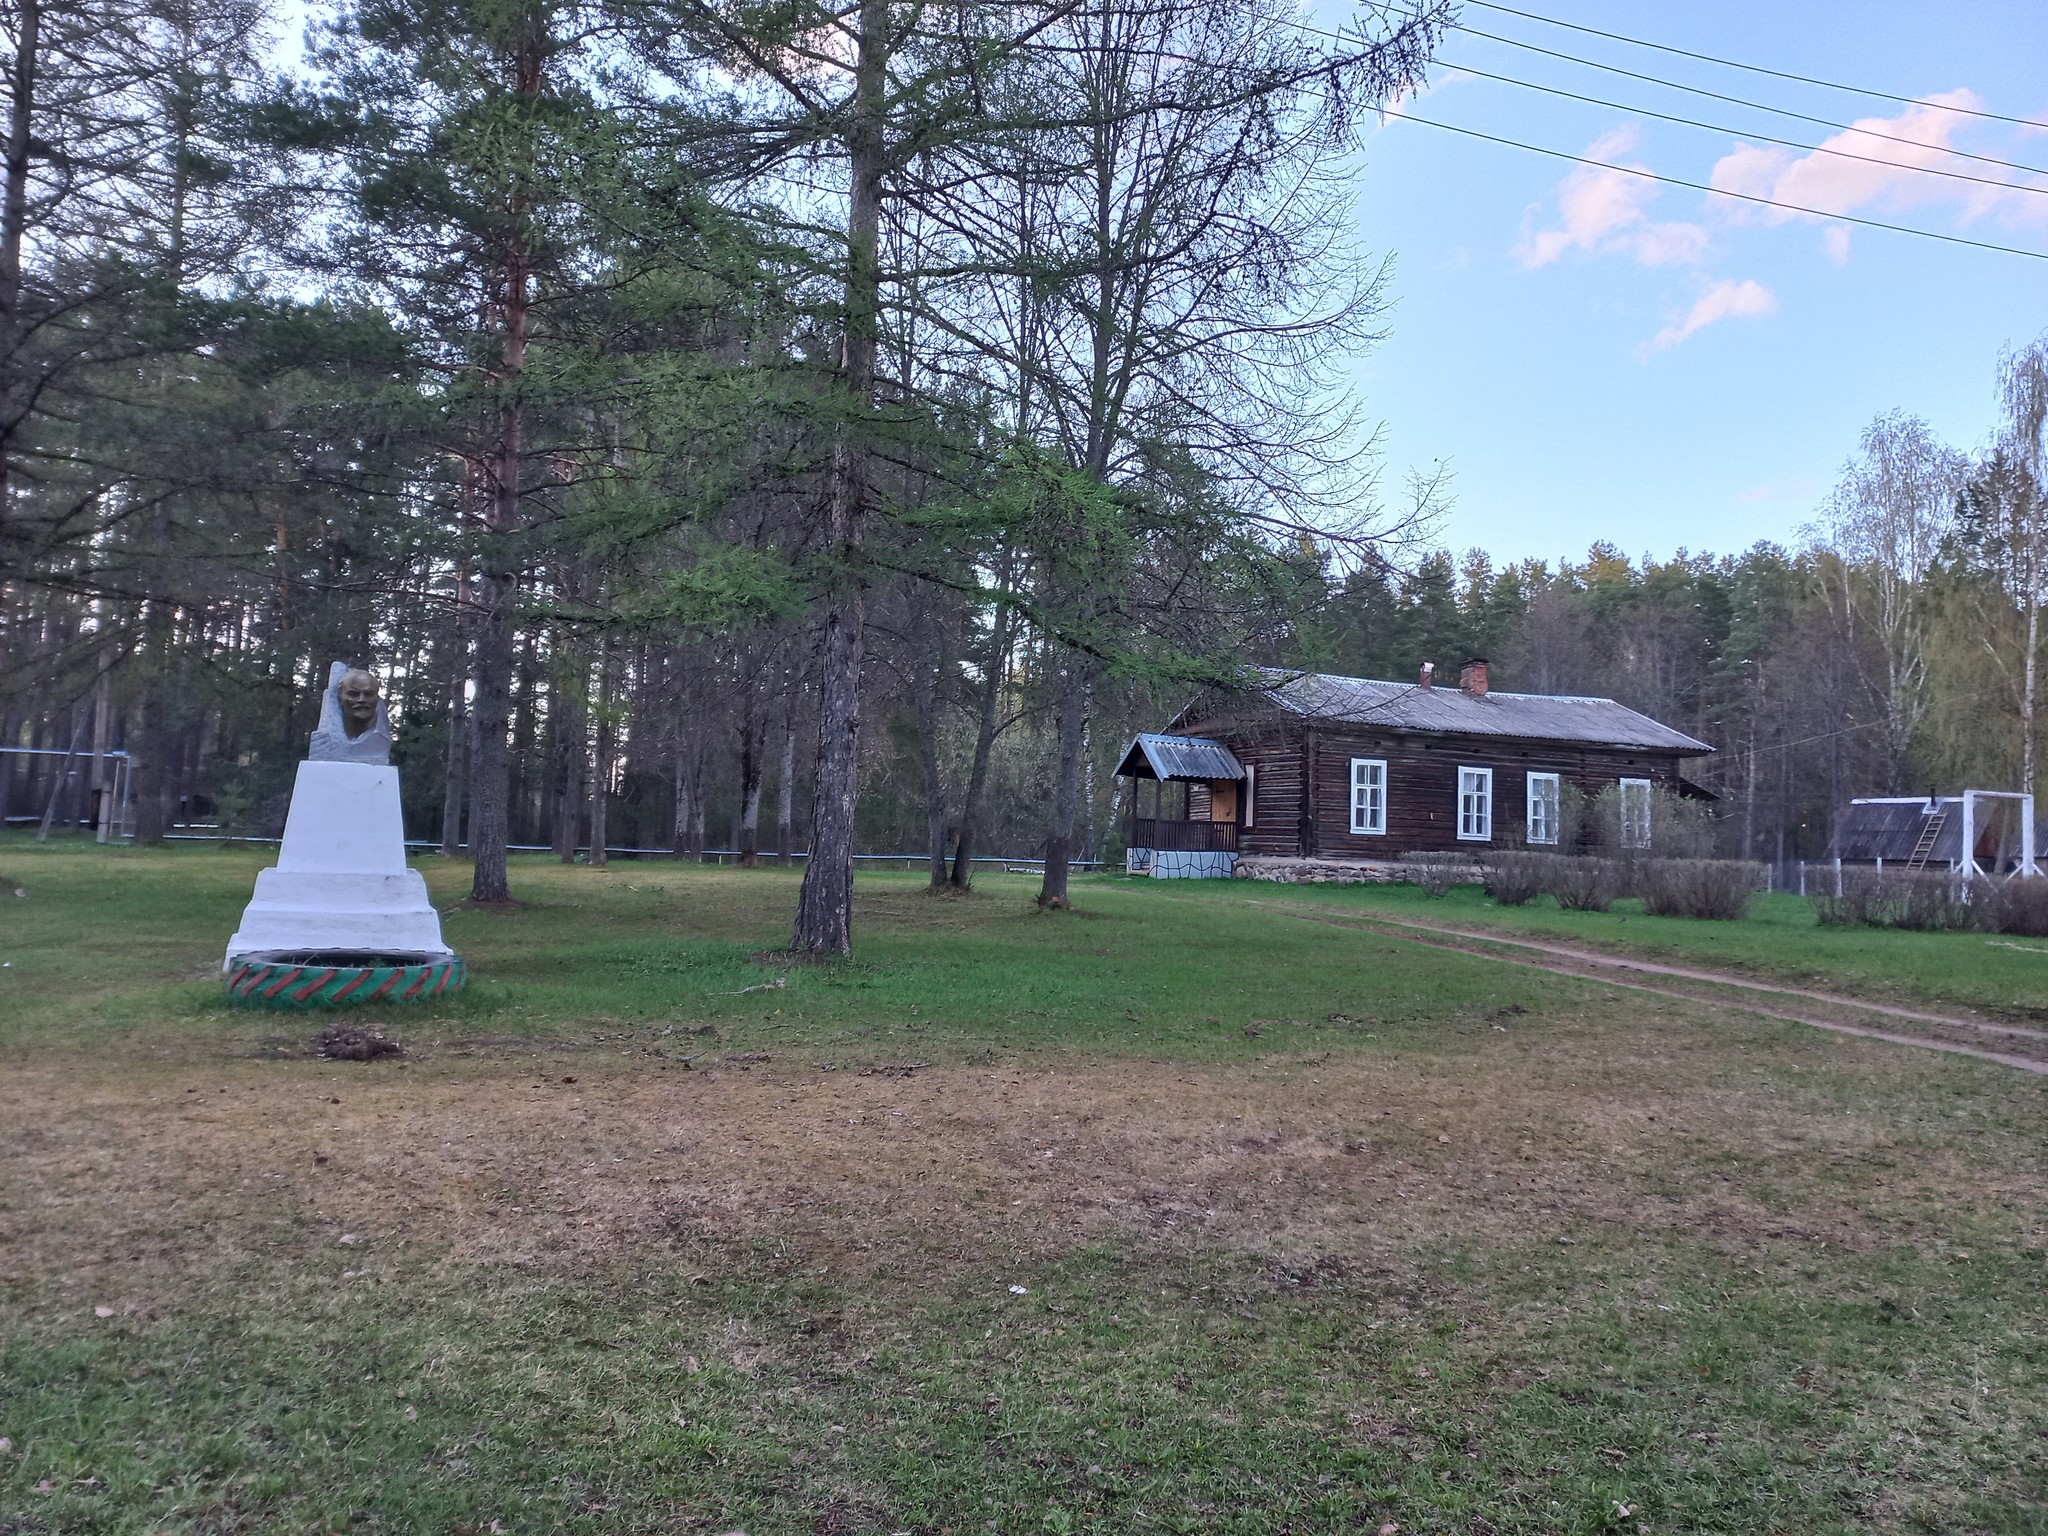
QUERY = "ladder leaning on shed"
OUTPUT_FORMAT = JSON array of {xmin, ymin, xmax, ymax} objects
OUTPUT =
[{"xmin": 1905, "ymin": 810, "xmax": 1946, "ymax": 870}]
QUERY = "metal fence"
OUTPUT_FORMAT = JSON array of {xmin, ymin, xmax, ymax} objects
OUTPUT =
[{"xmin": 141, "ymin": 832, "xmax": 1100, "ymax": 871}]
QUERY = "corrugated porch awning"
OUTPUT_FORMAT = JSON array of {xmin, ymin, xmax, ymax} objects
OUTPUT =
[{"xmin": 1115, "ymin": 733, "xmax": 1246, "ymax": 782}]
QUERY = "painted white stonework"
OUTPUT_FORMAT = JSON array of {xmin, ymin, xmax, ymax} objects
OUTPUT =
[{"xmin": 225, "ymin": 761, "xmax": 452, "ymax": 966}]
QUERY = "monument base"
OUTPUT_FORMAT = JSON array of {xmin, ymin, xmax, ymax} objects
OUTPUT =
[{"xmin": 225, "ymin": 760, "xmax": 453, "ymax": 969}]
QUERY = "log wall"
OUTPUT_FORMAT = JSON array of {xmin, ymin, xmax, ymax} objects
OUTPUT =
[{"xmin": 1193, "ymin": 718, "xmax": 1688, "ymax": 859}]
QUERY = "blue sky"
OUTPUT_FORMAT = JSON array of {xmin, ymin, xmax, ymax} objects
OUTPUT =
[{"xmin": 1322, "ymin": 0, "xmax": 2048, "ymax": 565}]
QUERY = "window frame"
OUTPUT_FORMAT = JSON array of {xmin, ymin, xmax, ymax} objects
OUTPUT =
[
  {"xmin": 1619, "ymin": 776, "xmax": 1653, "ymax": 849},
  {"xmin": 1242, "ymin": 763, "xmax": 1256, "ymax": 828},
  {"xmin": 1349, "ymin": 757, "xmax": 1387, "ymax": 836},
  {"xmin": 1525, "ymin": 771, "xmax": 1561, "ymax": 846},
  {"xmin": 1457, "ymin": 766, "xmax": 1494, "ymax": 842}
]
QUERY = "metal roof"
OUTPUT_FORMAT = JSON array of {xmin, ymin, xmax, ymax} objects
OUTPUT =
[
  {"xmin": 1833, "ymin": 798, "xmax": 1965, "ymax": 863},
  {"xmin": 1116, "ymin": 733, "xmax": 1247, "ymax": 782},
  {"xmin": 1247, "ymin": 668, "xmax": 1714, "ymax": 753},
  {"xmin": 1832, "ymin": 796, "xmax": 2046, "ymax": 862}
]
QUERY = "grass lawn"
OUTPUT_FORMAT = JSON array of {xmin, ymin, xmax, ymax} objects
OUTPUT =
[
  {"xmin": 1164, "ymin": 877, "xmax": 2048, "ymax": 1023},
  {"xmin": 2, "ymin": 837, "xmax": 2045, "ymax": 1535}
]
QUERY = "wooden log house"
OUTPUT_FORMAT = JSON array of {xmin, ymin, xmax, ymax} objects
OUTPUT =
[{"xmin": 1117, "ymin": 660, "xmax": 1714, "ymax": 877}]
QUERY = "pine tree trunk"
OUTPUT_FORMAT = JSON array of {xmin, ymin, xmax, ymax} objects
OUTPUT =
[
  {"xmin": 950, "ymin": 570, "xmax": 1014, "ymax": 889},
  {"xmin": 465, "ymin": 35, "xmax": 541, "ymax": 905},
  {"xmin": 737, "ymin": 692, "xmax": 763, "ymax": 867},
  {"xmin": 775, "ymin": 697, "xmax": 798, "ymax": 864},
  {"xmin": 672, "ymin": 722, "xmax": 699, "ymax": 857},
  {"xmin": 132, "ymin": 573, "xmax": 172, "ymax": 844},
  {"xmin": 790, "ymin": 0, "xmax": 884, "ymax": 956},
  {"xmin": 794, "ymin": 584, "xmax": 862, "ymax": 947},
  {"xmin": 587, "ymin": 646, "xmax": 613, "ymax": 868},
  {"xmin": 467, "ymin": 578, "xmax": 516, "ymax": 901},
  {"xmin": 552, "ymin": 681, "xmax": 585, "ymax": 862},
  {"xmin": 440, "ymin": 665, "xmax": 467, "ymax": 856},
  {"xmin": 1037, "ymin": 661, "xmax": 1089, "ymax": 910},
  {"xmin": 0, "ymin": 0, "xmax": 38, "ymax": 541}
]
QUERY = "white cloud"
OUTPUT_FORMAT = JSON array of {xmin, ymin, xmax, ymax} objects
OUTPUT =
[
  {"xmin": 1641, "ymin": 279, "xmax": 1778, "ymax": 356},
  {"xmin": 1515, "ymin": 126, "xmax": 1710, "ymax": 269},
  {"xmin": 1708, "ymin": 90, "xmax": 2048, "ymax": 230},
  {"xmin": 1824, "ymin": 225, "xmax": 1853, "ymax": 265}
]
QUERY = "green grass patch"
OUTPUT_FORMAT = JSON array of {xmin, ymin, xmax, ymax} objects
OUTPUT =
[
  {"xmin": 2, "ymin": 839, "xmax": 2045, "ymax": 1534},
  {"xmin": 1156, "ymin": 874, "xmax": 2048, "ymax": 1020}
]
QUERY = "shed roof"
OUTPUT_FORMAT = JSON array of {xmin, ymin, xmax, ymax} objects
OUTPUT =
[
  {"xmin": 1243, "ymin": 668, "xmax": 1714, "ymax": 753},
  {"xmin": 1833, "ymin": 798, "xmax": 1966, "ymax": 863},
  {"xmin": 1116, "ymin": 733, "xmax": 1246, "ymax": 782},
  {"xmin": 1832, "ymin": 796, "xmax": 2045, "ymax": 862}
]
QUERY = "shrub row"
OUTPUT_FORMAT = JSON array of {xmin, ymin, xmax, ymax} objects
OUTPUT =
[
  {"xmin": 1478, "ymin": 851, "xmax": 1764, "ymax": 920},
  {"xmin": 1810, "ymin": 867, "xmax": 2048, "ymax": 935}
]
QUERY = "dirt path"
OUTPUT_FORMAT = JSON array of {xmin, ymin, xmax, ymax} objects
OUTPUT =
[{"xmin": 1247, "ymin": 901, "xmax": 2048, "ymax": 1075}]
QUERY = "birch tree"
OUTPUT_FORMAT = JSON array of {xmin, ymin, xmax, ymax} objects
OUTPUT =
[{"xmin": 1811, "ymin": 411, "xmax": 1965, "ymax": 786}]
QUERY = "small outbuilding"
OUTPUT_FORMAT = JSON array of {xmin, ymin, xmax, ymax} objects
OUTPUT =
[
  {"xmin": 1831, "ymin": 793, "xmax": 2041, "ymax": 879},
  {"xmin": 1118, "ymin": 661, "xmax": 1714, "ymax": 879}
]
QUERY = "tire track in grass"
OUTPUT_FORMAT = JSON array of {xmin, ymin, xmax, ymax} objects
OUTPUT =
[{"xmin": 1247, "ymin": 901, "xmax": 2048, "ymax": 1075}]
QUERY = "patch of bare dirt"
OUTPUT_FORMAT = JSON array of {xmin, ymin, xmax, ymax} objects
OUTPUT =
[{"xmin": 3, "ymin": 1017, "xmax": 2040, "ymax": 1303}]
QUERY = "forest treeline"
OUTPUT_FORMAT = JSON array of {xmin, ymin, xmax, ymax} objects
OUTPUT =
[{"xmin": 0, "ymin": 0, "xmax": 2043, "ymax": 948}]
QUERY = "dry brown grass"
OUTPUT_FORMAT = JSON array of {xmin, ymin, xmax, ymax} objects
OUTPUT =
[{"xmin": 9, "ymin": 999, "xmax": 2032, "ymax": 1308}]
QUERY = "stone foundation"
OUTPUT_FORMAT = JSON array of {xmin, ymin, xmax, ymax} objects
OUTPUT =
[{"xmin": 1232, "ymin": 854, "xmax": 1484, "ymax": 885}]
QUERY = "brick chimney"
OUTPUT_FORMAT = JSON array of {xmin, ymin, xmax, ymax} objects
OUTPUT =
[
  {"xmin": 1460, "ymin": 657, "xmax": 1489, "ymax": 697},
  {"xmin": 1418, "ymin": 660, "xmax": 1435, "ymax": 689}
]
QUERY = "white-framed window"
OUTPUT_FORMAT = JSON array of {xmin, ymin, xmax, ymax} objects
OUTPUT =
[
  {"xmin": 1243, "ymin": 763, "xmax": 1256, "ymax": 828},
  {"xmin": 1619, "ymin": 777, "xmax": 1653, "ymax": 849},
  {"xmin": 1526, "ymin": 772, "xmax": 1561, "ymax": 845},
  {"xmin": 1349, "ymin": 757, "xmax": 1387, "ymax": 835},
  {"xmin": 1457, "ymin": 766, "xmax": 1493, "ymax": 841}
]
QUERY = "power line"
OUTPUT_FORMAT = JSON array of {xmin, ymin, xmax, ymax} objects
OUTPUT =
[
  {"xmin": 1436, "ymin": 18, "xmax": 2048, "ymax": 180},
  {"xmin": 1463, "ymin": 0, "xmax": 2048, "ymax": 131},
  {"xmin": 1327, "ymin": 6, "xmax": 2048, "ymax": 180},
  {"xmin": 1373, "ymin": 108, "xmax": 2048, "ymax": 263},
  {"xmin": 1445, "ymin": 61, "xmax": 2048, "ymax": 200}
]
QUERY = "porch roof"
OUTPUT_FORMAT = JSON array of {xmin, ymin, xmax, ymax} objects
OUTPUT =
[{"xmin": 1115, "ymin": 733, "xmax": 1246, "ymax": 783}]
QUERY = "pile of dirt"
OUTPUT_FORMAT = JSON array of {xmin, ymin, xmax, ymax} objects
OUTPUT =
[{"xmin": 317, "ymin": 1026, "xmax": 403, "ymax": 1061}]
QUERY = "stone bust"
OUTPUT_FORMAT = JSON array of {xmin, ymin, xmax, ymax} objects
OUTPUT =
[{"xmin": 309, "ymin": 661, "xmax": 393, "ymax": 764}]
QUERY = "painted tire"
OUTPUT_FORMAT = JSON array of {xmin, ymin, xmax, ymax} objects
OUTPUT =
[{"xmin": 225, "ymin": 951, "xmax": 466, "ymax": 1009}]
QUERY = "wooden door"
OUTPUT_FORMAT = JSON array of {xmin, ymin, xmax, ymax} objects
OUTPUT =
[{"xmin": 1209, "ymin": 781, "xmax": 1238, "ymax": 823}]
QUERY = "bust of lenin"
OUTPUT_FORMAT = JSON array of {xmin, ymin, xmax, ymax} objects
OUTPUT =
[{"xmin": 309, "ymin": 662, "xmax": 393, "ymax": 764}]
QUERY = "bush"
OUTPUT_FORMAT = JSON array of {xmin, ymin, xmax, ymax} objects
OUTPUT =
[
  {"xmin": 1401, "ymin": 853, "xmax": 1458, "ymax": 898},
  {"xmin": 1571, "ymin": 782, "xmax": 1720, "ymax": 860},
  {"xmin": 1639, "ymin": 859, "xmax": 1764, "ymax": 920},
  {"xmin": 1548, "ymin": 856, "xmax": 1623, "ymax": 912},
  {"xmin": 1978, "ymin": 878, "xmax": 2048, "ymax": 936},
  {"xmin": 1478, "ymin": 850, "xmax": 1548, "ymax": 906},
  {"xmin": 1810, "ymin": 867, "xmax": 1973, "ymax": 931}
]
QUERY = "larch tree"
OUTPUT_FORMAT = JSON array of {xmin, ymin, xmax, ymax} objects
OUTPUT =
[{"xmin": 926, "ymin": 0, "xmax": 1447, "ymax": 907}]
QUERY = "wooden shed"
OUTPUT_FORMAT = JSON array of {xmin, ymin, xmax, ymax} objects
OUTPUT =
[
  {"xmin": 1831, "ymin": 794, "xmax": 2040, "ymax": 878},
  {"xmin": 1120, "ymin": 661, "xmax": 1713, "ymax": 877}
]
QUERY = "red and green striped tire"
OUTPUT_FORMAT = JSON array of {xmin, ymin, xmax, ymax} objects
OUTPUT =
[{"xmin": 225, "ymin": 951, "xmax": 466, "ymax": 1009}]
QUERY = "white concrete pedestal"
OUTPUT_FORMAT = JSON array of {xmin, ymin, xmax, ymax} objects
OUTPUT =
[{"xmin": 225, "ymin": 761, "xmax": 452, "ymax": 966}]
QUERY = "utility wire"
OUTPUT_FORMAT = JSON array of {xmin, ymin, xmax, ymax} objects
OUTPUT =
[
  {"xmin": 1332, "ymin": 8, "xmax": 2048, "ymax": 179},
  {"xmin": 1463, "ymin": 0, "xmax": 2048, "ymax": 131},
  {"xmin": 1373, "ymin": 108, "xmax": 2048, "ymax": 262},
  {"xmin": 1445, "ymin": 61, "xmax": 2048, "ymax": 200},
  {"xmin": 1435, "ymin": 18, "xmax": 2048, "ymax": 179}
]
